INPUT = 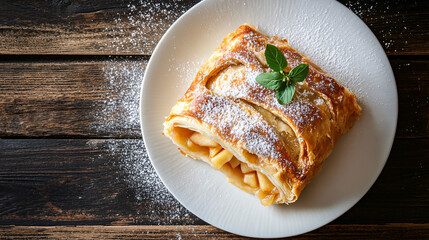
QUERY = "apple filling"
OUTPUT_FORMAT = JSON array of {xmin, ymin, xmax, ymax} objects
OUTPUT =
[{"xmin": 171, "ymin": 127, "xmax": 280, "ymax": 206}]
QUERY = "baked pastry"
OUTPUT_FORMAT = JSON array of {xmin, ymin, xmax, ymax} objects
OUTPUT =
[{"xmin": 163, "ymin": 24, "xmax": 361, "ymax": 206}]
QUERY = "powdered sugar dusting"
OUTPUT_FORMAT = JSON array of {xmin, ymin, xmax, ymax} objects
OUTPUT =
[
  {"xmin": 91, "ymin": 58, "xmax": 197, "ymax": 223},
  {"xmin": 192, "ymin": 94, "xmax": 284, "ymax": 161},
  {"xmin": 92, "ymin": 59, "xmax": 144, "ymax": 136},
  {"xmin": 88, "ymin": 139, "xmax": 195, "ymax": 224},
  {"xmin": 212, "ymin": 67, "xmax": 323, "ymax": 130},
  {"xmin": 343, "ymin": 0, "xmax": 409, "ymax": 53},
  {"xmin": 283, "ymin": 101, "xmax": 323, "ymax": 130},
  {"xmin": 170, "ymin": 58, "xmax": 201, "ymax": 89},
  {"xmin": 104, "ymin": 0, "xmax": 198, "ymax": 54}
]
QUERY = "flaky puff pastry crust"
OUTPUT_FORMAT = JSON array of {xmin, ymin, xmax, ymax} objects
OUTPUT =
[{"xmin": 163, "ymin": 24, "xmax": 361, "ymax": 204}]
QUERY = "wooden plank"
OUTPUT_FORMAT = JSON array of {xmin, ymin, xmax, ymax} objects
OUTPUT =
[
  {"xmin": 342, "ymin": 0, "xmax": 429, "ymax": 55},
  {"xmin": 0, "ymin": 138, "xmax": 427, "ymax": 225},
  {"xmin": 0, "ymin": 59, "xmax": 146, "ymax": 138},
  {"xmin": 0, "ymin": 139, "xmax": 203, "ymax": 226},
  {"xmin": 0, "ymin": 0, "xmax": 427, "ymax": 55},
  {"xmin": 394, "ymin": 57, "xmax": 429, "ymax": 137},
  {"xmin": 0, "ymin": 224, "xmax": 428, "ymax": 239},
  {"xmin": 0, "ymin": 0, "xmax": 200, "ymax": 55},
  {"xmin": 0, "ymin": 57, "xmax": 427, "ymax": 138}
]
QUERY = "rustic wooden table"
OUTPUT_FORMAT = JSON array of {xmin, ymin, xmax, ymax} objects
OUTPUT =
[{"xmin": 0, "ymin": 0, "xmax": 428, "ymax": 239}]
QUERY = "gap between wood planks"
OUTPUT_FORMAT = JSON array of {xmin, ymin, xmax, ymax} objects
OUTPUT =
[
  {"xmin": 0, "ymin": 224, "xmax": 427, "ymax": 239},
  {"xmin": 0, "ymin": 54, "xmax": 428, "ymax": 62},
  {"xmin": 0, "ymin": 55, "xmax": 150, "ymax": 62}
]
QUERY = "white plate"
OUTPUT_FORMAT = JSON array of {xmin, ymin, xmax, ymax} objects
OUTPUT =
[{"xmin": 140, "ymin": 0, "xmax": 397, "ymax": 238}]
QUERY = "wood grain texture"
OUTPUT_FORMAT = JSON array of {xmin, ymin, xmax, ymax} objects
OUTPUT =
[
  {"xmin": 0, "ymin": 224, "xmax": 428, "ymax": 239},
  {"xmin": 0, "ymin": 0, "xmax": 427, "ymax": 55},
  {"xmin": 394, "ymin": 57, "xmax": 429, "ymax": 138},
  {"xmin": 0, "ymin": 139, "xmax": 201, "ymax": 226},
  {"xmin": 0, "ymin": 0, "xmax": 200, "ymax": 55},
  {"xmin": 0, "ymin": 59, "xmax": 146, "ymax": 138},
  {"xmin": 0, "ymin": 138, "xmax": 427, "ymax": 225},
  {"xmin": 344, "ymin": 0, "xmax": 429, "ymax": 55},
  {"xmin": 0, "ymin": 58, "xmax": 427, "ymax": 138}
]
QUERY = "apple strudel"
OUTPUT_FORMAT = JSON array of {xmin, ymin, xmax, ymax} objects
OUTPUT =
[{"xmin": 163, "ymin": 24, "xmax": 361, "ymax": 206}]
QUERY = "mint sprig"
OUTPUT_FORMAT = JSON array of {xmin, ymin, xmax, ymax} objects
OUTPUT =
[{"xmin": 256, "ymin": 44, "xmax": 309, "ymax": 105}]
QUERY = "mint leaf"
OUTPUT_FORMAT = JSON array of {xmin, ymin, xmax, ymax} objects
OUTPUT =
[
  {"xmin": 265, "ymin": 44, "xmax": 287, "ymax": 72},
  {"xmin": 288, "ymin": 64, "xmax": 309, "ymax": 82},
  {"xmin": 255, "ymin": 44, "xmax": 309, "ymax": 105},
  {"xmin": 256, "ymin": 72, "xmax": 285, "ymax": 90},
  {"xmin": 276, "ymin": 82, "xmax": 295, "ymax": 104}
]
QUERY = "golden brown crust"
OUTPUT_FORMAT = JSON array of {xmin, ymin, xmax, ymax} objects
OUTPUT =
[{"xmin": 164, "ymin": 24, "xmax": 361, "ymax": 204}]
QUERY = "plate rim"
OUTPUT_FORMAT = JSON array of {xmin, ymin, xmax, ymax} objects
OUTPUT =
[{"xmin": 140, "ymin": 0, "xmax": 398, "ymax": 237}]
